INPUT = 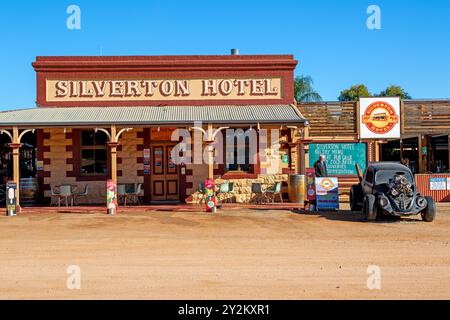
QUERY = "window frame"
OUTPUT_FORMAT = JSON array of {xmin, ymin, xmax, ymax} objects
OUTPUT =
[
  {"xmin": 70, "ymin": 129, "xmax": 110, "ymax": 181},
  {"xmin": 219, "ymin": 128, "xmax": 260, "ymax": 179}
]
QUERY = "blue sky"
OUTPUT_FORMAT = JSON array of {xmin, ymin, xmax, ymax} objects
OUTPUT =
[{"xmin": 0, "ymin": 0, "xmax": 449, "ymax": 110}]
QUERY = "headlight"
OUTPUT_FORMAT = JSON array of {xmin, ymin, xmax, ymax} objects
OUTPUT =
[
  {"xmin": 379, "ymin": 197, "xmax": 389, "ymax": 207},
  {"xmin": 416, "ymin": 196, "xmax": 427, "ymax": 208}
]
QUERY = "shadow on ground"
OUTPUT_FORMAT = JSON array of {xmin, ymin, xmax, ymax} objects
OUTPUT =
[{"xmin": 291, "ymin": 209, "xmax": 423, "ymax": 223}]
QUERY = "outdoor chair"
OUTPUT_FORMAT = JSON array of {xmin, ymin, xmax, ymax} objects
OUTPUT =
[
  {"xmin": 218, "ymin": 182, "xmax": 234, "ymax": 203},
  {"xmin": 264, "ymin": 181, "xmax": 283, "ymax": 204},
  {"xmin": 0, "ymin": 187, "xmax": 6, "ymax": 205},
  {"xmin": 251, "ymin": 183, "xmax": 266, "ymax": 204},
  {"xmin": 73, "ymin": 184, "xmax": 89, "ymax": 205},
  {"xmin": 58, "ymin": 185, "xmax": 73, "ymax": 207},
  {"xmin": 198, "ymin": 182, "xmax": 205, "ymax": 204},
  {"xmin": 128, "ymin": 183, "xmax": 143, "ymax": 205},
  {"xmin": 117, "ymin": 184, "xmax": 129, "ymax": 206},
  {"xmin": 50, "ymin": 185, "xmax": 60, "ymax": 206}
]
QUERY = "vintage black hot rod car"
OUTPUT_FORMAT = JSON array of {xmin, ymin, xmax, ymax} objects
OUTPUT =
[{"xmin": 350, "ymin": 162, "xmax": 436, "ymax": 222}]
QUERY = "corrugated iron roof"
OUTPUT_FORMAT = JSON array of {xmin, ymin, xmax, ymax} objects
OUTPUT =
[{"xmin": 0, "ymin": 105, "xmax": 306, "ymax": 127}]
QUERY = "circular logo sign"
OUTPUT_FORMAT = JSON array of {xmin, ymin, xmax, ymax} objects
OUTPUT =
[
  {"xmin": 362, "ymin": 101, "xmax": 399, "ymax": 134},
  {"xmin": 321, "ymin": 178, "xmax": 334, "ymax": 190}
]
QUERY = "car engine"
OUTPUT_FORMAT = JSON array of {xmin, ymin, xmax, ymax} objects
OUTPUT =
[{"xmin": 388, "ymin": 174, "xmax": 414, "ymax": 209}]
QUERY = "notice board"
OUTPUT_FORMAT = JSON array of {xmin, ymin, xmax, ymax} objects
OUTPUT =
[{"xmin": 309, "ymin": 143, "xmax": 367, "ymax": 175}]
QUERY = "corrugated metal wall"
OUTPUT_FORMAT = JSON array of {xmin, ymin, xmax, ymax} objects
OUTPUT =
[{"xmin": 415, "ymin": 174, "xmax": 450, "ymax": 202}]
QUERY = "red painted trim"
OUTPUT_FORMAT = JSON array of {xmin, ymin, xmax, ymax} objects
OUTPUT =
[
  {"xmin": 34, "ymin": 55, "xmax": 297, "ymax": 107},
  {"xmin": 143, "ymin": 128, "xmax": 151, "ymax": 203}
]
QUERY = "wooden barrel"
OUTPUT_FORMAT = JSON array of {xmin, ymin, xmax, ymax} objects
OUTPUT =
[
  {"xmin": 288, "ymin": 174, "xmax": 306, "ymax": 204},
  {"xmin": 20, "ymin": 177, "xmax": 39, "ymax": 207}
]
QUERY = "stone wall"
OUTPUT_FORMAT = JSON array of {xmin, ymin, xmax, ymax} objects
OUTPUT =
[{"xmin": 187, "ymin": 174, "xmax": 289, "ymax": 204}]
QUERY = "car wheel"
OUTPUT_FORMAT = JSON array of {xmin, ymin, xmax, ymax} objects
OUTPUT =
[
  {"xmin": 421, "ymin": 196, "xmax": 436, "ymax": 222},
  {"xmin": 363, "ymin": 194, "xmax": 377, "ymax": 221},
  {"xmin": 350, "ymin": 185, "xmax": 362, "ymax": 212}
]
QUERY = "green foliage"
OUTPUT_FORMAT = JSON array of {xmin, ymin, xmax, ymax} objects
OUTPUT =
[
  {"xmin": 379, "ymin": 85, "xmax": 412, "ymax": 99},
  {"xmin": 338, "ymin": 84, "xmax": 371, "ymax": 101},
  {"xmin": 294, "ymin": 75, "xmax": 322, "ymax": 102}
]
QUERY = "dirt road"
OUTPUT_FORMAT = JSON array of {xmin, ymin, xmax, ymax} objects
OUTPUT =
[{"xmin": 0, "ymin": 205, "xmax": 449, "ymax": 299}]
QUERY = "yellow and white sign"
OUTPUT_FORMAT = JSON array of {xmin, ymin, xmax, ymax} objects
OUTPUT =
[
  {"xmin": 360, "ymin": 97, "xmax": 401, "ymax": 139},
  {"xmin": 46, "ymin": 78, "xmax": 282, "ymax": 102}
]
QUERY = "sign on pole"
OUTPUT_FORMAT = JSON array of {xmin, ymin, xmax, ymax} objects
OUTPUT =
[
  {"xmin": 6, "ymin": 182, "xmax": 17, "ymax": 216},
  {"xmin": 359, "ymin": 97, "xmax": 401, "ymax": 139},
  {"xmin": 306, "ymin": 168, "xmax": 316, "ymax": 201}
]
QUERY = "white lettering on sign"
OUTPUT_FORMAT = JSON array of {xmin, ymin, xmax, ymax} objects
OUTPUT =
[{"xmin": 47, "ymin": 78, "xmax": 282, "ymax": 101}]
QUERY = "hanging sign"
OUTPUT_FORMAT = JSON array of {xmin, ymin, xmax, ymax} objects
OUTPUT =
[
  {"xmin": 315, "ymin": 177, "xmax": 339, "ymax": 210},
  {"xmin": 359, "ymin": 97, "xmax": 401, "ymax": 139}
]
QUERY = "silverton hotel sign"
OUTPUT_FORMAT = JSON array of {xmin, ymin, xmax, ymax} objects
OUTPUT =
[{"xmin": 46, "ymin": 78, "xmax": 282, "ymax": 102}]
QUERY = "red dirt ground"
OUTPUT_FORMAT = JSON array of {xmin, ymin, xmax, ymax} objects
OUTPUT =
[{"xmin": 0, "ymin": 204, "xmax": 449, "ymax": 299}]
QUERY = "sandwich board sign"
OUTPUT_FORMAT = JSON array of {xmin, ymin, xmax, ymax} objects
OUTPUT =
[{"xmin": 315, "ymin": 177, "xmax": 339, "ymax": 210}]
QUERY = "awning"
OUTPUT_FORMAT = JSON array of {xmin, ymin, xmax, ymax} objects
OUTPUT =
[{"xmin": 0, "ymin": 104, "xmax": 307, "ymax": 127}]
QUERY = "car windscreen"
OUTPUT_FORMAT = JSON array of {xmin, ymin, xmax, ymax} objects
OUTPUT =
[{"xmin": 375, "ymin": 170, "xmax": 414, "ymax": 185}]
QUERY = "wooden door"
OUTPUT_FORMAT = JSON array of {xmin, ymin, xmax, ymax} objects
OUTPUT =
[{"xmin": 150, "ymin": 145, "xmax": 180, "ymax": 201}]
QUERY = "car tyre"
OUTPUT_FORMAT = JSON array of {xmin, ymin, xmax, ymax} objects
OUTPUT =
[
  {"xmin": 350, "ymin": 185, "xmax": 363, "ymax": 212},
  {"xmin": 363, "ymin": 194, "xmax": 377, "ymax": 221},
  {"xmin": 421, "ymin": 196, "xmax": 436, "ymax": 222}
]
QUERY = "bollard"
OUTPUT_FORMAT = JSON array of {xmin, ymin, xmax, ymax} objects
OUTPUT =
[
  {"xmin": 204, "ymin": 179, "xmax": 217, "ymax": 213},
  {"xmin": 106, "ymin": 179, "xmax": 117, "ymax": 215}
]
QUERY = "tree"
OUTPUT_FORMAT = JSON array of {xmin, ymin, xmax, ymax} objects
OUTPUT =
[
  {"xmin": 338, "ymin": 84, "xmax": 371, "ymax": 101},
  {"xmin": 379, "ymin": 85, "xmax": 411, "ymax": 99},
  {"xmin": 294, "ymin": 75, "xmax": 322, "ymax": 102}
]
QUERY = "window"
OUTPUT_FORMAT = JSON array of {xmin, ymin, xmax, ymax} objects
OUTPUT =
[
  {"xmin": 80, "ymin": 130, "xmax": 108, "ymax": 176},
  {"xmin": 225, "ymin": 129, "xmax": 255, "ymax": 173},
  {"xmin": 375, "ymin": 170, "xmax": 413, "ymax": 185},
  {"xmin": 365, "ymin": 169, "xmax": 374, "ymax": 184}
]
